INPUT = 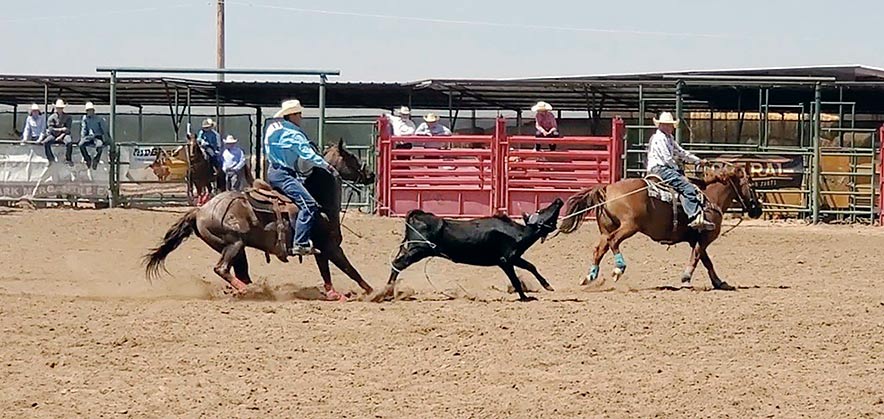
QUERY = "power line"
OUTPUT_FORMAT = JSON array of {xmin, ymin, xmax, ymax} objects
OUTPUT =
[
  {"xmin": 0, "ymin": 4, "xmax": 202, "ymax": 24},
  {"xmin": 225, "ymin": 1, "xmax": 794, "ymax": 41}
]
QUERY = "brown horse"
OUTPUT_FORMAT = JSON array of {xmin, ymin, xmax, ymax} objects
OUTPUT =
[
  {"xmin": 559, "ymin": 164, "xmax": 763, "ymax": 290},
  {"xmin": 143, "ymin": 139, "xmax": 376, "ymax": 300}
]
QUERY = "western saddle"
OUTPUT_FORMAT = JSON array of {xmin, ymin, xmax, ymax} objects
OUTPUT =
[{"xmin": 245, "ymin": 179, "xmax": 299, "ymax": 262}]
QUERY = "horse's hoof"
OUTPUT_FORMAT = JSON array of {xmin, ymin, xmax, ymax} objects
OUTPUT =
[
  {"xmin": 543, "ymin": 284, "xmax": 555, "ymax": 292},
  {"xmin": 580, "ymin": 277, "xmax": 591, "ymax": 286},
  {"xmin": 713, "ymin": 281, "xmax": 736, "ymax": 291},
  {"xmin": 325, "ymin": 289, "xmax": 348, "ymax": 302},
  {"xmin": 518, "ymin": 296, "xmax": 538, "ymax": 302}
]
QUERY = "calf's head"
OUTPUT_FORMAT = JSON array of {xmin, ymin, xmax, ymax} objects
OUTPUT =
[{"xmin": 522, "ymin": 198, "xmax": 564, "ymax": 243}]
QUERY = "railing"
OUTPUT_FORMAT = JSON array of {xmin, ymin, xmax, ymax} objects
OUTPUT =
[{"xmin": 376, "ymin": 117, "xmax": 623, "ymax": 217}]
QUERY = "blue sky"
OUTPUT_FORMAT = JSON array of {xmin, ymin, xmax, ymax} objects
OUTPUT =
[{"xmin": 2, "ymin": 0, "xmax": 882, "ymax": 82}]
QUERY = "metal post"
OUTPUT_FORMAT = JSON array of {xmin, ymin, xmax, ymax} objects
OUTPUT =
[
  {"xmin": 137, "ymin": 106, "xmax": 144, "ymax": 141},
  {"xmin": 318, "ymin": 74, "xmax": 327, "ymax": 148},
  {"xmin": 186, "ymin": 87, "xmax": 192, "ymax": 134},
  {"xmin": 675, "ymin": 80, "xmax": 684, "ymax": 143},
  {"xmin": 214, "ymin": 89, "xmax": 221, "ymax": 132},
  {"xmin": 516, "ymin": 110, "xmax": 523, "ymax": 135},
  {"xmin": 638, "ymin": 85, "xmax": 645, "ymax": 142},
  {"xmin": 109, "ymin": 71, "xmax": 119, "ymax": 207},
  {"xmin": 447, "ymin": 90, "xmax": 453, "ymax": 124},
  {"xmin": 43, "ymin": 83, "xmax": 49, "ymax": 114},
  {"xmin": 12, "ymin": 105, "xmax": 18, "ymax": 136},
  {"xmin": 255, "ymin": 106, "xmax": 263, "ymax": 179},
  {"xmin": 812, "ymin": 82, "xmax": 822, "ymax": 224}
]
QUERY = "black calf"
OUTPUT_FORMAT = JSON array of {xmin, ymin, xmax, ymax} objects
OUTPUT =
[{"xmin": 384, "ymin": 198, "xmax": 563, "ymax": 301}]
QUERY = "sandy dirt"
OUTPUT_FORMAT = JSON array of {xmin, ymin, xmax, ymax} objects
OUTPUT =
[{"xmin": 1, "ymin": 207, "xmax": 883, "ymax": 418}]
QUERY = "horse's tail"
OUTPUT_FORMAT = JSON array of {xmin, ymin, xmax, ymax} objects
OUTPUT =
[
  {"xmin": 559, "ymin": 185, "xmax": 607, "ymax": 234},
  {"xmin": 143, "ymin": 208, "xmax": 198, "ymax": 281}
]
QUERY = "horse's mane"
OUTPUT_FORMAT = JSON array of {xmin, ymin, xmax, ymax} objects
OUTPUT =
[{"xmin": 695, "ymin": 165, "xmax": 744, "ymax": 188}]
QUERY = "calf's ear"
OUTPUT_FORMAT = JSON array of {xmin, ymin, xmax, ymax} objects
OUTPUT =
[{"xmin": 522, "ymin": 213, "xmax": 530, "ymax": 224}]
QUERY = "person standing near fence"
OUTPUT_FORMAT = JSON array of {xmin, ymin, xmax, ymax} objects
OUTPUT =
[
  {"xmin": 20, "ymin": 104, "xmax": 46, "ymax": 144},
  {"xmin": 221, "ymin": 135, "xmax": 247, "ymax": 191},
  {"xmin": 40, "ymin": 99, "xmax": 74, "ymax": 166},
  {"xmin": 197, "ymin": 118, "xmax": 223, "ymax": 173},
  {"xmin": 79, "ymin": 102, "xmax": 109, "ymax": 170}
]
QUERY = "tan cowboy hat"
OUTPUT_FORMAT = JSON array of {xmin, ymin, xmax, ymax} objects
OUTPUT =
[
  {"xmin": 653, "ymin": 112, "xmax": 679, "ymax": 126},
  {"xmin": 223, "ymin": 135, "xmax": 238, "ymax": 144},
  {"xmin": 398, "ymin": 106, "xmax": 411, "ymax": 115},
  {"xmin": 531, "ymin": 101, "xmax": 553, "ymax": 112},
  {"xmin": 201, "ymin": 118, "xmax": 215, "ymax": 128},
  {"xmin": 423, "ymin": 112, "xmax": 439, "ymax": 123},
  {"xmin": 84, "ymin": 102, "xmax": 95, "ymax": 111},
  {"xmin": 54, "ymin": 99, "xmax": 66, "ymax": 109},
  {"xmin": 29, "ymin": 103, "xmax": 41, "ymax": 112},
  {"xmin": 274, "ymin": 99, "xmax": 304, "ymax": 119}
]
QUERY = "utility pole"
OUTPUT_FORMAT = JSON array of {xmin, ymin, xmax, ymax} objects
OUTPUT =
[{"xmin": 216, "ymin": 0, "xmax": 225, "ymax": 131}]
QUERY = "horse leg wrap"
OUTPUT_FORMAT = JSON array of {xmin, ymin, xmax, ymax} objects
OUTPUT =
[
  {"xmin": 588, "ymin": 265, "xmax": 600, "ymax": 281},
  {"xmin": 613, "ymin": 254, "xmax": 626, "ymax": 271}
]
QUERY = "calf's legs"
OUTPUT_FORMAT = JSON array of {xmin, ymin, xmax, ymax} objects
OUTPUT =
[
  {"xmin": 512, "ymin": 257, "xmax": 554, "ymax": 292},
  {"xmin": 500, "ymin": 263, "xmax": 535, "ymax": 302}
]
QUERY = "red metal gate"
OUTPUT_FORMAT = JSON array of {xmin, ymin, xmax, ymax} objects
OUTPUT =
[{"xmin": 376, "ymin": 117, "xmax": 624, "ymax": 217}]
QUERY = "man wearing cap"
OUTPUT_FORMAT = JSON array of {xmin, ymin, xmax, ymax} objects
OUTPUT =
[
  {"xmin": 80, "ymin": 102, "xmax": 110, "ymax": 170},
  {"xmin": 197, "ymin": 118, "xmax": 223, "ymax": 172},
  {"xmin": 40, "ymin": 99, "xmax": 74, "ymax": 165},
  {"xmin": 221, "ymin": 135, "xmax": 247, "ymax": 192},
  {"xmin": 20, "ymin": 104, "xmax": 46, "ymax": 144},
  {"xmin": 532, "ymin": 101, "xmax": 560, "ymax": 151},
  {"xmin": 646, "ymin": 112, "xmax": 713, "ymax": 231},
  {"xmin": 264, "ymin": 99, "xmax": 337, "ymax": 256}
]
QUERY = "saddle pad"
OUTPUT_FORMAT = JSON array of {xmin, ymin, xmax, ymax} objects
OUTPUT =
[
  {"xmin": 643, "ymin": 176, "xmax": 674, "ymax": 203},
  {"xmin": 246, "ymin": 186, "xmax": 293, "ymax": 205}
]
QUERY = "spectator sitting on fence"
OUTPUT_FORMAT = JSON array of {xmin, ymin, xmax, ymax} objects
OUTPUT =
[
  {"xmin": 197, "ymin": 118, "xmax": 223, "ymax": 173},
  {"xmin": 20, "ymin": 104, "xmax": 46, "ymax": 144},
  {"xmin": 386, "ymin": 106, "xmax": 417, "ymax": 137},
  {"xmin": 415, "ymin": 112, "xmax": 452, "ymax": 149},
  {"xmin": 40, "ymin": 99, "xmax": 74, "ymax": 166},
  {"xmin": 222, "ymin": 135, "xmax": 247, "ymax": 191},
  {"xmin": 80, "ymin": 102, "xmax": 109, "ymax": 170},
  {"xmin": 532, "ymin": 101, "xmax": 560, "ymax": 151}
]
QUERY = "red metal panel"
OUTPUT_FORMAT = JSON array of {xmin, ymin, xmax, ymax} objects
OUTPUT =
[{"xmin": 879, "ymin": 125, "xmax": 884, "ymax": 225}]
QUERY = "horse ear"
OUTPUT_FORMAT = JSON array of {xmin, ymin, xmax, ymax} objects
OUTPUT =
[
  {"xmin": 522, "ymin": 212, "xmax": 530, "ymax": 224},
  {"xmin": 337, "ymin": 138, "xmax": 345, "ymax": 150}
]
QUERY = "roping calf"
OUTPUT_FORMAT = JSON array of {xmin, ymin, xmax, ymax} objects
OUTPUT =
[{"xmin": 376, "ymin": 198, "xmax": 564, "ymax": 302}]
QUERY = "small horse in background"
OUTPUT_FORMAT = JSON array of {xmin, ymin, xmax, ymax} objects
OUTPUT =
[
  {"xmin": 559, "ymin": 164, "xmax": 763, "ymax": 290},
  {"xmin": 185, "ymin": 133, "xmax": 223, "ymax": 205},
  {"xmin": 143, "ymin": 139, "xmax": 376, "ymax": 301}
]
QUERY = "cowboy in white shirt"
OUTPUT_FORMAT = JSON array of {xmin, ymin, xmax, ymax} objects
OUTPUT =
[
  {"xmin": 385, "ymin": 106, "xmax": 416, "ymax": 136},
  {"xmin": 21, "ymin": 104, "xmax": 46, "ymax": 144},
  {"xmin": 646, "ymin": 112, "xmax": 712, "ymax": 231}
]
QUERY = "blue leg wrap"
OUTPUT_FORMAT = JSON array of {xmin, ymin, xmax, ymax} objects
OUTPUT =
[
  {"xmin": 613, "ymin": 253, "xmax": 626, "ymax": 270},
  {"xmin": 588, "ymin": 265, "xmax": 600, "ymax": 280}
]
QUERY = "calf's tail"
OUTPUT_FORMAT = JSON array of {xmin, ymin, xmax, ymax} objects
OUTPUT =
[
  {"xmin": 143, "ymin": 208, "xmax": 198, "ymax": 281},
  {"xmin": 559, "ymin": 185, "xmax": 607, "ymax": 234}
]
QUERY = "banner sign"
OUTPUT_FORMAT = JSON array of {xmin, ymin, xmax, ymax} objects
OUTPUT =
[
  {"xmin": 699, "ymin": 154, "xmax": 805, "ymax": 189},
  {"xmin": 0, "ymin": 144, "xmax": 109, "ymax": 200}
]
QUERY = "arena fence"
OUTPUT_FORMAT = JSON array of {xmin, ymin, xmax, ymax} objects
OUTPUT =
[{"xmin": 376, "ymin": 117, "xmax": 624, "ymax": 217}]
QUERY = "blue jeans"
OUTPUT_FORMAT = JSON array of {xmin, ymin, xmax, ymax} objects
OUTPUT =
[
  {"xmin": 267, "ymin": 165, "xmax": 318, "ymax": 248},
  {"xmin": 80, "ymin": 135, "xmax": 105, "ymax": 164},
  {"xmin": 650, "ymin": 166, "xmax": 701, "ymax": 220}
]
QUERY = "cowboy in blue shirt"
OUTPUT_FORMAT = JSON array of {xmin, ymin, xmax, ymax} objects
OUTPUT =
[
  {"xmin": 197, "ymin": 118, "xmax": 223, "ymax": 172},
  {"xmin": 264, "ymin": 99, "xmax": 337, "ymax": 256}
]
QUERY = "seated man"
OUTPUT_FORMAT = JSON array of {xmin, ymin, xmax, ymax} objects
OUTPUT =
[
  {"xmin": 264, "ymin": 99, "xmax": 338, "ymax": 256},
  {"xmin": 414, "ymin": 112, "xmax": 452, "ymax": 149},
  {"xmin": 40, "ymin": 99, "xmax": 74, "ymax": 165},
  {"xmin": 20, "ymin": 104, "xmax": 46, "ymax": 144},
  {"xmin": 532, "ymin": 101, "xmax": 560, "ymax": 151},
  {"xmin": 79, "ymin": 102, "xmax": 110, "ymax": 170},
  {"xmin": 646, "ymin": 112, "xmax": 712, "ymax": 231},
  {"xmin": 385, "ymin": 106, "xmax": 416, "ymax": 150},
  {"xmin": 222, "ymin": 135, "xmax": 247, "ymax": 192},
  {"xmin": 197, "ymin": 118, "xmax": 223, "ymax": 173}
]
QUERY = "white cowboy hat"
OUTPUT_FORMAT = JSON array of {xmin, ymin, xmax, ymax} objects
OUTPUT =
[
  {"xmin": 54, "ymin": 99, "xmax": 66, "ymax": 108},
  {"xmin": 274, "ymin": 99, "xmax": 304, "ymax": 119},
  {"xmin": 84, "ymin": 102, "xmax": 95, "ymax": 111},
  {"xmin": 423, "ymin": 112, "xmax": 439, "ymax": 123},
  {"xmin": 398, "ymin": 106, "xmax": 411, "ymax": 115},
  {"xmin": 653, "ymin": 112, "xmax": 679, "ymax": 126},
  {"xmin": 29, "ymin": 103, "xmax": 41, "ymax": 112},
  {"xmin": 531, "ymin": 101, "xmax": 553, "ymax": 112},
  {"xmin": 223, "ymin": 135, "xmax": 238, "ymax": 144},
  {"xmin": 201, "ymin": 118, "xmax": 215, "ymax": 128}
]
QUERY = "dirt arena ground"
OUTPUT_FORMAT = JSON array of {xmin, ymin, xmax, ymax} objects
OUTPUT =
[{"xmin": 1, "ymin": 207, "xmax": 882, "ymax": 418}]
